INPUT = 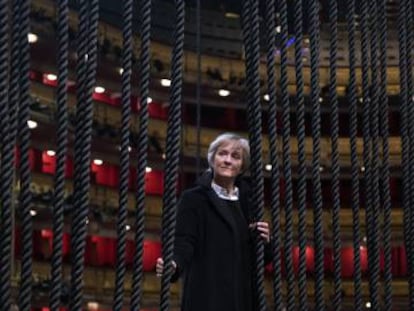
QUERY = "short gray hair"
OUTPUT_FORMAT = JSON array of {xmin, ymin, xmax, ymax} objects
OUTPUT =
[{"xmin": 207, "ymin": 133, "xmax": 250, "ymax": 173}]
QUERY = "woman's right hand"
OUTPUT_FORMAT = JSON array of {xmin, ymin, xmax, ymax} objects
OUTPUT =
[{"xmin": 156, "ymin": 257, "xmax": 177, "ymax": 277}]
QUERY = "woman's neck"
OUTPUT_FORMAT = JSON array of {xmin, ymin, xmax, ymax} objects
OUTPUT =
[{"xmin": 212, "ymin": 177, "xmax": 235, "ymax": 194}]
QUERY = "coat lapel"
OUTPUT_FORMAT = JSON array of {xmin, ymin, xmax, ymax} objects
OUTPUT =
[{"xmin": 205, "ymin": 188, "xmax": 238, "ymax": 233}]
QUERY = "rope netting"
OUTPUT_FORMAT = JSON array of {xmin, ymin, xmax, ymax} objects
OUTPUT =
[{"xmin": 0, "ymin": 0, "xmax": 412, "ymax": 310}]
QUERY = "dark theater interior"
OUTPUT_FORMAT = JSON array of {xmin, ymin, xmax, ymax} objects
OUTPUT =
[{"xmin": 1, "ymin": 0, "xmax": 413, "ymax": 310}]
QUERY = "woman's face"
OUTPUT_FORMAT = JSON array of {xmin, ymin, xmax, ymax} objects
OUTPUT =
[{"xmin": 212, "ymin": 140, "xmax": 243, "ymax": 181}]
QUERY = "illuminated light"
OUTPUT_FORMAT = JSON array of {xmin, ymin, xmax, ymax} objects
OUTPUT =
[
  {"xmin": 319, "ymin": 165, "xmax": 324, "ymax": 172},
  {"xmin": 93, "ymin": 159, "xmax": 103, "ymax": 166},
  {"xmin": 218, "ymin": 89, "xmax": 230, "ymax": 97},
  {"xmin": 46, "ymin": 150, "xmax": 56, "ymax": 157},
  {"xmin": 118, "ymin": 145, "xmax": 132, "ymax": 152},
  {"xmin": 30, "ymin": 210, "xmax": 37, "ymax": 216},
  {"xmin": 87, "ymin": 301, "xmax": 99, "ymax": 310},
  {"xmin": 94, "ymin": 86, "xmax": 105, "ymax": 94},
  {"xmin": 359, "ymin": 97, "xmax": 364, "ymax": 103},
  {"xmin": 147, "ymin": 97, "xmax": 153, "ymax": 103},
  {"xmin": 46, "ymin": 73, "xmax": 57, "ymax": 81},
  {"xmin": 85, "ymin": 217, "xmax": 89, "ymax": 225},
  {"xmin": 125, "ymin": 225, "xmax": 131, "ymax": 231},
  {"xmin": 27, "ymin": 120, "xmax": 38, "ymax": 129},
  {"xmin": 162, "ymin": 153, "xmax": 166, "ymax": 159},
  {"xmin": 360, "ymin": 166, "xmax": 366, "ymax": 172},
  {"xmin": 304, "ymin": 38, "xmax": 310, "ymax": 44},
  {"xmin": 275, "ymin": 25, "xmax": 281, "ymax": 33},
  {"xmin": 302, "ymin": 57, "xmax": 308, "ymax": 62},
  {"xmin": 265, "ymin": 164, "xmax": 272, "ymax": 171},
  {"xmin": 365, "ymin": 302, "xmax": 371, "ymax": 309},
  {"xmin": 145, "ymin": 166, "xmax": 152, "ymax": 173},
  {"xmin": 28, "ymin": 33, "xmax": 38, "ymax": 43},
  {"xmin": 160, "ymin": 78, "xmax": 171, "ymax": 87},
  {"xmin": 362, "ymin": 236, "xmax": 367, "ymax": 242},
  {"xmin": 118, "ymin": 67, "xmax": 124, "ymax": 75},
  {"xmin": 263, "ymin": 94, "xmax": 270, "ymax": 101},
  {"xmin": 319, "ymin": 97, "xmax": 324, "ymax": 103},
  {"xmin": 225, "ymin": 12, "xmax": 239, "ymax": 19}
]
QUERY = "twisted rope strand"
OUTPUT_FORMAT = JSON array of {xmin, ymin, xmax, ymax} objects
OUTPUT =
[
  {"xmin": 130, "ymin": 0, "xmax": 152, "ymax": 310},
  {"xmin": 346, "ymin": 0, "xmax": 362, "ymax": 309},
  {"xmin": 17, "ymin": 0, "xmax": 33, "ymax": 309},
  {"xmin": 0, "ymin": 0, "xmax": 12, "ymax": 308},
  {"xmin": 329, "ymin": 0, "xmax": 342, "ymax": 309},
  {"xmin": 368, "ymin": 1, "xmax": 381, "ymax": 308},
  {"xmin": 293, "ymin": 0, "xmax": 307, "ymax": 309},
  {"xmin": 159, "ymin": 1, "xmax": 185, "ymax": 310},
  {"xmin": 245, "ymin": 0, "xmax": 266, "ymax": 309},
  {"xmin": 265, "ymin": 1, "xmax": 282, "ymax": 310},
  {"xmin": 404, "ymin": 0, "xmax": 414, "ymax": 305},
  {"xmin": 49, "ymin": 1, "xmax": 70, "ymax": 310},
  {"xmin": 278, "ymin": 1, "xmax": 295, "ymax": 309},
  {"xmin": 69, "ymin": 1, "xmax": 100, "ymax": 310},
  {"xmin": 377, "ymin": 0, "xmax": 392, "ymax": 309},
  {"xmin": 112, "ymin": 0, "xmax": 134, "ymax": 309},
  {"xmin": 309, "ymin": 0, "xmax": 324, "ymax": 309}
]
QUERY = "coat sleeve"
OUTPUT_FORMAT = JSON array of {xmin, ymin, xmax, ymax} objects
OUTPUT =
[{"xmin": 171, "ymin": 191, "xmax": 201, "ymax": 282}]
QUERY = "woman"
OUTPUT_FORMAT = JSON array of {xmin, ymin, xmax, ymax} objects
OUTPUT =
[{"xmin": 156, "ymin": 132, "xmax": 270, "ymax": 311}]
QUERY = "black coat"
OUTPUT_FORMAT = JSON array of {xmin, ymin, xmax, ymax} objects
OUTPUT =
[{"xmin": 172, "ymin": 172, "xmax": 267, "ymax": 311}]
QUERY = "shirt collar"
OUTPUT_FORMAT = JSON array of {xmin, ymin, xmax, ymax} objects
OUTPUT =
[{"xmin": 211, "ymin": 181, "xmax": 239, "ymax": 201}]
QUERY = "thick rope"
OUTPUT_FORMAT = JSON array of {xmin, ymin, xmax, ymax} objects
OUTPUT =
[
  {"xmin": 360, "ymin": 3, "xmax": 375, "ymax": 310},
  {"xmin": 328, "ymin": 0, "xmax": 342, "ymax": 309},
  {"xmin": 244, "ymin": 1, "xmax": 266, "ymax": 310},
  {"xmin": 159, "ymin": 1, "xmax": 185, "ymax": 310},
  {"xmin": 264, "ymin": 1, "xmax": 282, "ymax": 310},
  {"xmin": 293, "ymin": 0, "xmax": 307, "ymax": 308},
  {"xmin": 377, "ymin": 0, "xmax": 392, "ymax": 309},
  {"xmin": 241, "ymin": 0, "xmax": 253, "ymax": 132},
  {"xmin": 69, "ymin": 1, "xmax": 99, "ymax": 310},
  {"xmin": 368, "ymin": 1, "xmax": 381, "ymax": 308},
  {"xmin": 346, "ymin": 0, "xmax": 362, "ymax": 309},
  {"xmin": 112, "ymin": 0, "xmax": 134, "ymax": 309},
  {"xmin": 405, "ymin": 0, "xmax": 414, "ymax": 305},
  {"xmin": 309, "ymin": 0, "xmax": 324, "ymax": 309},
  {"xmin": 0, "ymin": 0, "xmax": 12, "ymax": 309},
  {"xmin": 398, "ymin": 0, "xmax": 412, "ymax": 305},
  {"xmin": 278, "ymin": 0, "xmax": 295, "ymax": 309},
  {"xmin": 17, "ymin": 0, "xmax": 33, "ymax": 310},
  {"xmin": 49, "ymin": 1, "xmax": 70, "ymax": 310},
  {"xmin": 130, "ymin": 0, "xmax": 152, "ymax": 310}
]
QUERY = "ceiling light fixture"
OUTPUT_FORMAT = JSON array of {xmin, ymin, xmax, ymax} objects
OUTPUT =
[
  {"xmin": 160, "ymin": 78, "xmax": 171, "ymax": 87},
  {"xmin": 218, "ymin": 89, "xmax": 230, "ymax": 97}
]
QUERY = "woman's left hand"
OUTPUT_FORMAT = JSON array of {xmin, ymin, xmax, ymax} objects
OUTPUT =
[{"xmin": 250, "ymin": 221, "xmax": 270, "ymax": 243}]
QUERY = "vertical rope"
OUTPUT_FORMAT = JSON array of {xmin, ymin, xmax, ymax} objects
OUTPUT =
[
  {"xmin": 112, "ymin": 0, "xmax": 134, "ymax": 310},
  {"xmin": 405, "ymin": 0, "xmax": 414, "ymax": 305},
  {"xmin": 69, "ymin": 1, "xmax": 100, "ymax": 310},
  {"xmin": 49, "ymin": 1, "xmax": 70, "ymax": 310},
  {"xmin": 0, "ymin": 0, "xmax": 11, "ymax": 309},
  {"xmin": 265, "ymin": 1, "xmax": 282, "ymax": 310},
  {"xmin": 159, "ymin": 0, "xmax": 185, "ymax": 310},
  {"xmin": 244, "ymin": 0, "xmax": 266, "ymax": 309},
  {"xmin": 368, "ymin": 1, "xmax": 381, "ymax": 308},
  {"xmin": 293, "ymin": 0, "xmax": 307, "ymax": 308},
  {"xmin": 130, "ymin": 0, "xmax": 152, "ymax": 310},
  {"xmin": 346, "ymin": 0, "xmax": 362, "ymax": 309},
  {"xmin": 309, "ymin": 0, "xmax": 324, "ymax": 309},
  {"xmin": 278, "ymin": 0, "xmax": 295, "ymax": 309},
  {"xmin": 328, "ymin": 0, "xmax": 342, "ymax": 309},
  {"xmin": 398, "ymin": 0, "xmax": 412, "ymax": 305},
  {"xmin": 17, "ymin": 0, "xmax": 33, "ymax": 310},
  {"xmin": 360, "ymin": 1, "xmax": 375, "ymax": 309},
  {"xmin": 377, "ymin": 0, "xmax": 392, "ymax": 309}
]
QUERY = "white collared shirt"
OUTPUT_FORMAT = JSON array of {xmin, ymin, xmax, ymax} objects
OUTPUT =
[{"xmin": 211, "ymin": 181, "xmax": 239, "ymax": 201}]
